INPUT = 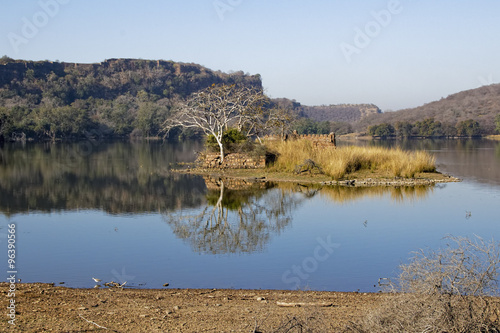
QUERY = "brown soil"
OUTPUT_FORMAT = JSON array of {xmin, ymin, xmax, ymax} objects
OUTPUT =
[{"xmin": 2, "ymin": 283, "xmax": 387, "ymax": 332}]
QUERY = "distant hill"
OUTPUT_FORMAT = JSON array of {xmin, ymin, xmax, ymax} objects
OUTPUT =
[
  {"xmin": 300, "ymin": 104, "xmax": 381, "ymax": 123},
  {"xmin": 0, "ymin": 57, "xmax": 262, "ymax": 141},
  {"xmin": 270, "ymin": 97, "xmax": 381, "ymax": 123},
  {"xmin": 356, "ymin": 84, "xmax": 500, "ymax": 134}
]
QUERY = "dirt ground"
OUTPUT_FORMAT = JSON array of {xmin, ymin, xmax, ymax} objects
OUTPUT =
[{"xmin": 1, "ymin": 283, "xmax": 387, "ymax": 332}]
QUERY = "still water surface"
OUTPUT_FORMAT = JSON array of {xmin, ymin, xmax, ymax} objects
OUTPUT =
[{"xmin": 1, "ymin": 139, "xmax": 499, "ymax": 291}]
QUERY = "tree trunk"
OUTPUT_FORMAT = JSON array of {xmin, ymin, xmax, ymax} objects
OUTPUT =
[
  {"xmin": 214, "ymin": 136, "xmax": 225, "ymax": 164},
  {"xmin": 219, "ymin": 143, "xmax": 224, "ymax": 164}
]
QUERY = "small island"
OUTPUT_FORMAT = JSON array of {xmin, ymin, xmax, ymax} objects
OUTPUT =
[
  {"xmin": 177, "ymin": 131, "xmax": 459, "ymax": 187},
  {"xmin": 161, "ymin": 83, "xmax": 459, "ymax": 187}
]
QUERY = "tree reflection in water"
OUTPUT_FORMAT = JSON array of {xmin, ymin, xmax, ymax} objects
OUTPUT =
[
  {"xmin": 164, "ymin": 178, "xmax": 434, "ymax": 255},
  {"xmin": 164, "ymin": 178, "xmax": 307, "ymax": 254}
]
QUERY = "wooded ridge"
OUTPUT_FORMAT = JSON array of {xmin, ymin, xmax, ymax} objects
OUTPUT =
[
  {"xmin": 356, "ymin": 83, "xmax": 500, "ymax": 135},
  {"xmin": 1, "ymin": 56, "xmax": 499, "ymax": 141},
  {"xmin": 0, "ymin": 57, "xmax": 261, "ymax": 141}
]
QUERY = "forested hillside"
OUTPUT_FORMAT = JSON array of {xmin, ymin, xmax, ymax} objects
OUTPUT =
[
  {"xmin": 1, "ymin": 56, "xmax": 498, "ymax": 141},
  {"xmin": 269, "ymin": 98, "xmax": 381, "ymax": 135},
  {"xmin": 0, "ymin": 57, "xmax": 261, "ymax": 141},
  {"xmin": 356, "ymin": 84, "xmax": 500, "ymax": 135}
]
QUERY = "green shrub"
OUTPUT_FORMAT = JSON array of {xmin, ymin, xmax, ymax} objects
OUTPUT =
[{"xmin": 206, "ymin": 128, "xmax": 247, "ymax": 153}]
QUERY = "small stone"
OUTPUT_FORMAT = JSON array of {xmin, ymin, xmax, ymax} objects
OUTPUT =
[
  {"xmin": 139, "ymin": 314, "xmax": 149, "ymax": 318},
  {"xmin": 256, "ymin": 297, "xmax": 266, "ymax": 301},
  {"xmin": 77, "ymin": 307, "xmax": 88, "ymax": 311},
  {"xmin": 173, "ymin": 306, "xmax": 180, "ymax": 311}
]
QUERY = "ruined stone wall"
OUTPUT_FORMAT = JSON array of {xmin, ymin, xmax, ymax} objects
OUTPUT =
[{"xmin": 200, "ymin": 153, "xmax": 266, "ymax": 169}]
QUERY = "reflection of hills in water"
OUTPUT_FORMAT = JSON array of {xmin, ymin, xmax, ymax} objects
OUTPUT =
[
  {"xmin": 0, "ymin": 141, "xmax": 205, "ymax": 216},
  {"xmin": 0, "ymin": 141, "xmax": 436, "ymax": 218},
  {"xmin": 1, "ymin": 140, "xmax": 437, "ymax": 254},
  {"xmin": 164, "ymin": 176, "xmax": 435, "ymax": 254}
]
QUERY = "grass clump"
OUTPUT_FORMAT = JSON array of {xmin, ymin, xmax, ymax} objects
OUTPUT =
[{"xmin": 266, "ymin": 140, "xmax": 436, "ymax": 180}]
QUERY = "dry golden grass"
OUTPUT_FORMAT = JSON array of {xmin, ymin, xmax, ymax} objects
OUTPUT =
[
  {"xmin": 266, "ymin": 140, "xmax": 436, "ymax": 180},
  {"xmin": 486, "ymin": 135, "xmax": 500, "ymax": 141}
]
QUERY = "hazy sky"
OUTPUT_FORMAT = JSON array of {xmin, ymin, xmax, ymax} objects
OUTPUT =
[{"xmin": 1, "ymin": 0, "xmax": 499, "ymax": 111}]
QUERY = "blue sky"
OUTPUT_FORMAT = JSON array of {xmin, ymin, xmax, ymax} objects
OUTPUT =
[{"xmin": 1, "ymin": 0, "xmax": 499, "ymax": 111}]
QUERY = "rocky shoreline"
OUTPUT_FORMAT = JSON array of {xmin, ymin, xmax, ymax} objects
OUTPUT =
[
  {"xmin": 178, "ymin": 167, "xmax": 461, "ymax": 187},
  {"xmin": 320, "ymin": 175, "xmax": 461, "ymax": 187}
]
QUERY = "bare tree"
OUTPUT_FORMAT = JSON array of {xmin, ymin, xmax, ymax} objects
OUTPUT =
[
  {"xmin": 266, "ymin": 105, "xmax": 298, "ymax": 139},
  {"xmin": 345, "ymin": 235, "xmax": 500, "ymax": 333},
  {"xmin": 162, "ymin": 84, "xmax": 267, "ymax": 163}
]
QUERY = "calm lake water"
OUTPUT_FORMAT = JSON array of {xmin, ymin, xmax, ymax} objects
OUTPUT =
[{"xmin": 1, "ymin": 139, "xmax": 499, "ymax": 292}]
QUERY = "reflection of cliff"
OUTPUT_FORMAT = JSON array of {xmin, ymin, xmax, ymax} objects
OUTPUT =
[{"xmin": 0, "ymin": 141, "xmax": 206, "ymax": 216}]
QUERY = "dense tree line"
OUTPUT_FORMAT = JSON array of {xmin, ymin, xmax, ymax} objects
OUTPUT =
[
  {"xmin": 368, "ymin": 118, "xmax": 484, "ymax": 138},
  {"xmin": 0, "ymin": 57, "xmax": 261, "ymax": 141}
]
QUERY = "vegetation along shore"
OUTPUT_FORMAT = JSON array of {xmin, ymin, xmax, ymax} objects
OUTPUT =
[{"xmin": 180, "ymin": 137, "xmax": 460, "ymax": 186}]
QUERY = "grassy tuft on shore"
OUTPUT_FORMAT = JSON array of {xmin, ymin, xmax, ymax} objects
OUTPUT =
[{"xmin": 266, "ymin": 140, "xmax": 436, "ymax": 180}]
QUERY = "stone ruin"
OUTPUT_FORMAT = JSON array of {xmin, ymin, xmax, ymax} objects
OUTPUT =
[
  {"xmin": 199, "ymin": 132, "xmax": 335, "ymax": 169},
  {"xmin": 198, "ymin": 153, "xmax": 266, "ymax": 169}
]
